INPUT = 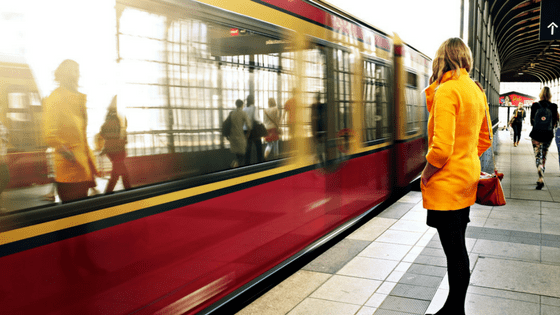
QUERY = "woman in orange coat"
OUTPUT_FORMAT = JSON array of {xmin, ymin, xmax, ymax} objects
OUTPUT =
[
  {"xmin": 43, "ymin": 59, "xmax": 98, "ymax": 202},
  {"xmin": 421, "ymin": 38, "xmax": 492, "ymax": 315}
]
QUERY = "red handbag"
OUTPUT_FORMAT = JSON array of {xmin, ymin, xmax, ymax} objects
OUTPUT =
[
  {"xmin": 476, "ymin": 171, "xmax": 506, "ymax": 206},
  {"xmin": 476, "ymin": 107, "xmax": 506, "ymax": 206}
]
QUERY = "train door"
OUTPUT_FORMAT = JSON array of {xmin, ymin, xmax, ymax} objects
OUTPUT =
[
  {"xmin": 308, "ymin": 44, "xmax": 354, "ymax": 218},
  {"xmin": 316, "ymin": 44, "xmax": 352, "ymax": 169}
]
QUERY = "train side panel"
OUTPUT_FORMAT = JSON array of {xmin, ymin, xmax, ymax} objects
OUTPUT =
[{"xmin": 393, "ymin": 37, "xmax": 430, "ymax": 187}]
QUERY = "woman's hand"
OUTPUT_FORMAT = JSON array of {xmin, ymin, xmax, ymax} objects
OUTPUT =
[
  {"xmin": 421, "ymin": 162, "xmax": 440, "ymax": 186},
  {"xmin": 59, "ymin": 146, "xmax": 76, "ymax": 162}
]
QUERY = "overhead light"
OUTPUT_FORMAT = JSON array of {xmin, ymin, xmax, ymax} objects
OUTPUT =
[
  {"xmin": 518, "ymin": 72, "xmax": 524, "ymax": 75},
  {"xmin": 551, "ymin": 44, "xmax": 560, "ymax": 47}
]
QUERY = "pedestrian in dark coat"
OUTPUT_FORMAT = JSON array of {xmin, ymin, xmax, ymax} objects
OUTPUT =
[
  {"xmin": 100, "ymin": 96, "xmax": 132, "ymax": 193},
  {"xmin": 529, "ymin": 87, "xmax": 559, "ymax": 189}
]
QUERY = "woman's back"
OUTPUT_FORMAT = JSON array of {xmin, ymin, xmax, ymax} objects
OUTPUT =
[
  {"xmin": 530, "ymin": 100, "xmax": 558, "ymax": 143},
  {"xmin": 263, "ymin": 107, "xmax": 278, "ymax": 129},
  {"xmin": 423, "ymin": 69, "xmax": 490, "ymax": 210}
]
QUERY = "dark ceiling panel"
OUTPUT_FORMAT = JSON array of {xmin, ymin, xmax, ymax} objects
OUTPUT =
[{"xmin": 490, "ymin": 0, "xmax": 560, "ymax": 82}]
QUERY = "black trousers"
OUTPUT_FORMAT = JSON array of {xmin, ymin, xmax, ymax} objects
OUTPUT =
[
  {"xmin": 245, "ymin": 136, "xmax": 264, "ymax": 165},
  {"xmin": 512, "ymin": 123, "xmax": 522, "ymax": 143},
  {"xmin": 428, "ymin": 207, "xmax": 470, "ymax": 315}
]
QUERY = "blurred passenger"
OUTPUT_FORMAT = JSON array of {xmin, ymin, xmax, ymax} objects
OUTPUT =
[
  {"xmin": 263, "ymin": 98, "xmax": 280, "ymax": 160},
  {"xmin": 421, "ymin": 38, "xmax": 492, "ymax": 315},
  {"xmin": 43, "ymin": 59, "xmax": 99, "ymax": 202},
  {"xmin": 509, "ymin": 102, "xmax": 526, "ymax": 147},
  {"xmin": 282, "ymin": 88, "xmax": 298, "ymax": 147},
  {"xmin": 230, "ymin": 99, "xmax": 252, "ymax": 168},
  {"xmin": 311, "ymin": 92, "xmax": 326, "ymax": 163},
  {"xmin": 99, "ymin": 95, "xmax": 131, "ymax": 194},
  {"xmin": 0, "ymin": 121, "xmax": 9, "ymax": 211},
  {"xmin": 529, "ymin": 87, "xmax": 559, "ymax": 190},
  {"xmin": 244, "ymin": 95, "xmax": 263, "ymax": 165}
]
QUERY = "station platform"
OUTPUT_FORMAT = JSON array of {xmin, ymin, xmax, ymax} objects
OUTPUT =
[{"xmin": 236, "ymin": 127, "xmax": 560, "ymax": 315}]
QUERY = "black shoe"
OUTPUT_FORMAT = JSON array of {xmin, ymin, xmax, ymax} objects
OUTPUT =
[{"xmin": 537, "ymin": 182, "xmax": 544, "ymax": 190}]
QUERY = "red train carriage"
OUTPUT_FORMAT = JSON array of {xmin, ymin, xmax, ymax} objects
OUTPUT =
[
  {"xmin": 0, "ymin": 1, "xmax": 430, "ymax": 314},
  {"xmin": 393, "ymin": 36, "xmax": 431, "ymax": 188}
]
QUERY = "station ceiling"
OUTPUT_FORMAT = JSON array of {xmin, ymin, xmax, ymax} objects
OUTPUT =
[{"xmin": 491, "ymin": 0, "xmax": 560, "ymax": 82}]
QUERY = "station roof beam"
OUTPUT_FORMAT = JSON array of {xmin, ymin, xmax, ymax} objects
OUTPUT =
[{"xmin": 490, "ymin": 0, "xmax": 560, "ymax": 82}]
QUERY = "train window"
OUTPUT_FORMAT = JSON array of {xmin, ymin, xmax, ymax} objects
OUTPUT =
[
  {"xmin": 405, "ymin": 71, "xmax": 422, "ymax": 133},
  {"xmin": 7, "ymin": 93, "xmax": 29, "ymax": 122},
  {"xmin": 334, "ymin": 49, "xmax": 351, "ymax": 132},
  {"xmin": 277, "ymin": 47, "xmax": 326, "ymax": 144},
  {"xmin": 6, "ymin": 90, "xmax": 42, "ymax": 151},
  {"xmin": 0, "ymin": 4, "xmax": 331, "ymax": 213},
  {"xmin": 363, "ymin": 60, "xmax": 391, "ymax": 142},
  {"xmin": 113, "ymin": 5, "xmax": 300, "ymax": 189},
  {"xmin": 302, "ymin": 47, "xmax": 327, "ymax": 138}
]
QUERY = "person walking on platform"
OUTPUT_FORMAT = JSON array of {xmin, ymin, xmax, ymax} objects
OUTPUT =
[
  {"xmin": 229, "ymin": 99, "xmax": 252, "ymax": 168},
  {"xmin": 421, "ymin": 38, "xmax": 492, "ymax": 315},
  {"xmin": 263, "ymin": 98, "xmax": 280, "ymax": 160},
  {"xmin": 509, "ymin": 102, "xmax": 526, "ymax": 147},
  {"xmin": 43, "ymin": 59, "xmax": 99, "ymax": 202},
  {"xmin": 282, "ymin": 88, "xmax": 298, "ymax": 151},
  {"xmin": 529, "ymin": 87, "xmax": 559, "ymax": 190},
  {"xmin": 99, "ymin": 95, "xmax": 132, "ymax": 194},
  {"xmin": 244, "ymin": 95, "xmax": 263, "ymax": 165}
]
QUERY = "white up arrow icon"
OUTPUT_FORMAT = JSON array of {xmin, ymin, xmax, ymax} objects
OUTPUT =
[{"xmin": 549, "ymin": 22, "xmax": 558, "ymax": 35}]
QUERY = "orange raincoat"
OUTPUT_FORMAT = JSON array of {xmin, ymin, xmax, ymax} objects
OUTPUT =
[
  {"xmin": 421, "ymin": 69, "xmax": 492, "ymax": 210},
  {"xmin": 43, "ymin": 87, "xmax": 98, "ymax": 183}
]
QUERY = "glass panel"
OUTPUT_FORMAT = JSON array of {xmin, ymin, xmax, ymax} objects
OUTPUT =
[
  {"xmin": 405, "ymin": 71, "xmax": 420, "ymax": 133},
  {"xmin": 334, "ymin": 49, "xmax": 351, "ymax": 132},
  {"xmin": 363, "ymin": 60, "xmax": 390, "ymax": 142},
  {"xmin": 116, "ymin": 6, "xmax": 297, "ymax": 183}
]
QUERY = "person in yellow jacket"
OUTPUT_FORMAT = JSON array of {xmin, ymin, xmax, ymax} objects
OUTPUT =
[
  {"xmin": 43, "ymin": 59, "xmax": 98, "ymax": 202},
  {"xmin": 421, "ymin": 38, "xmax": 492, "ymax": 315}
]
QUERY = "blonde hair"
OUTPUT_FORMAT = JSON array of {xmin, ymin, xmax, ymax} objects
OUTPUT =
[
  {"xmin": 54, "ymin": 59, "xmax": 79, "ymax": 90},
  {"xmin": 430, "ymin": 38, "xmax": 473, "ymax": 84},
  {"xmin": 539, "ymin": 86, "xmax": 552, "ymax": 101},
  {"xmin": 54, "ymin": 59, "xmax": 78, "ymax": 82}
]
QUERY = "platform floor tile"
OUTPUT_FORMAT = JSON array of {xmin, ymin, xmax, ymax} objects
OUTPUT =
[
  {"xmin": 302, "ymin": 239, "xmax": 371, "ymax": 274},
  {"xmin": 235, "ymin": 270, "xmax": 330, "ymax": 315},
  {"xmin": 309, "ymin": 275, "xmax": 382, "ymax": 305},
  {"xmin": 471, "ymin": 257, "xmax": 560, "ymax": 297},
  {"xmin": 286, "ymin": 298, "xmax": 361, "ymax": 315},
  {"xmin": 336, "ymin": 257, "xmax": 399, "ymax": 281}
]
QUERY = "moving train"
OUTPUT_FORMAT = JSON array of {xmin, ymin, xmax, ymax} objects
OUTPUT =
[{"xmin": 0, "ymin": 0, "xmax": 431, "ymax": 314}]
